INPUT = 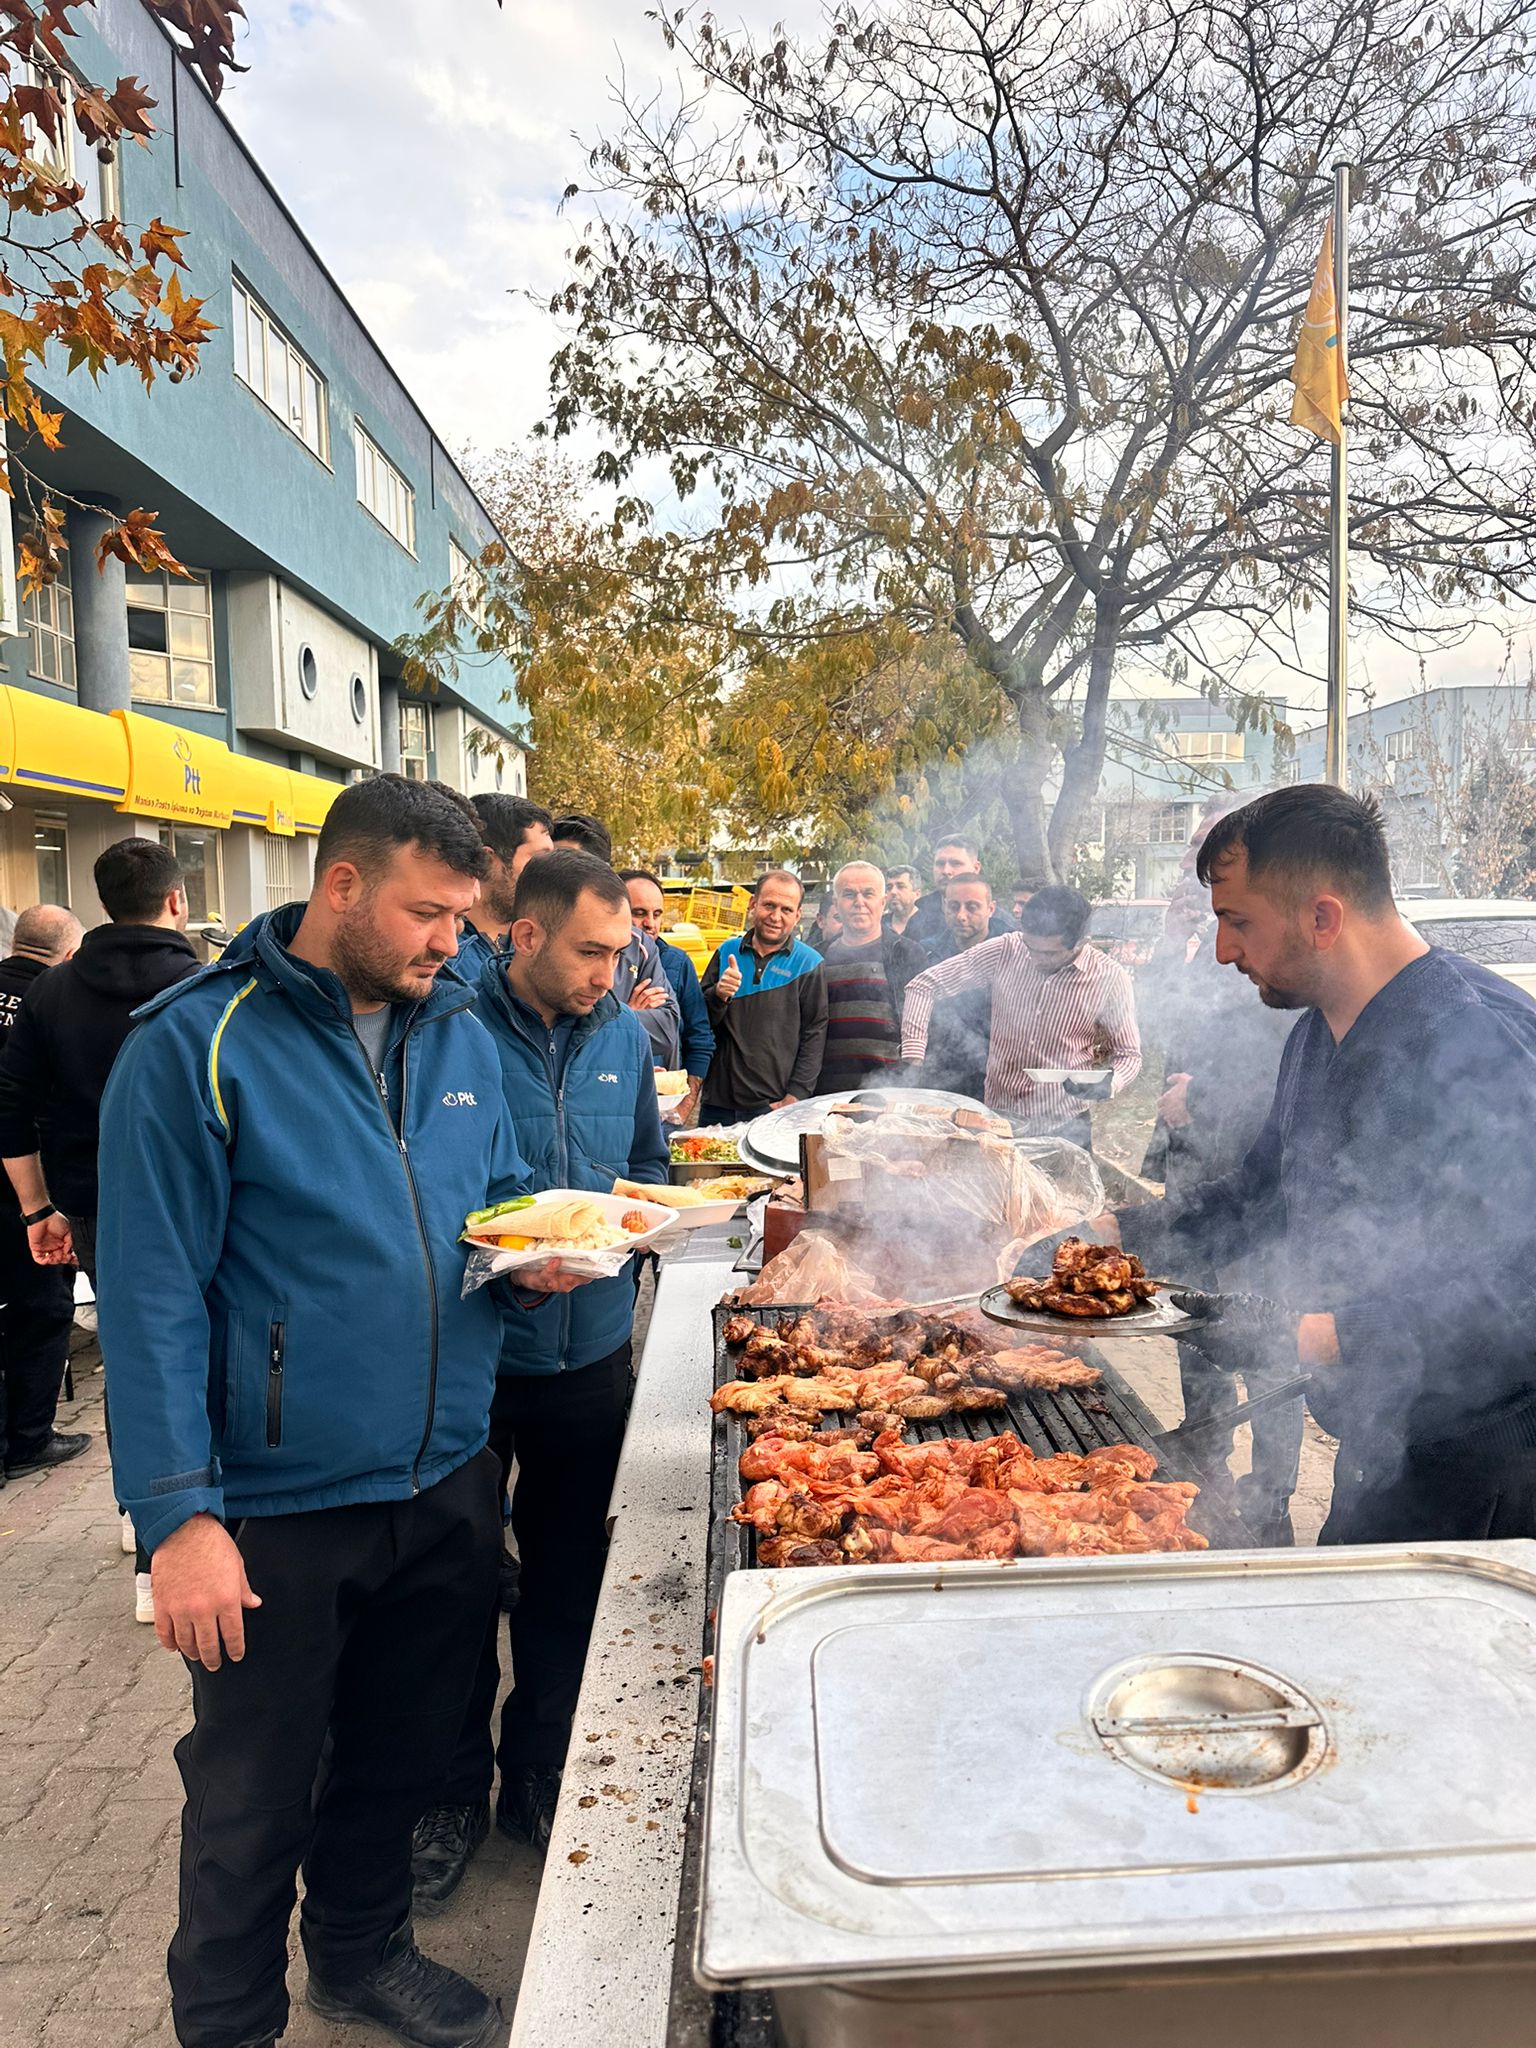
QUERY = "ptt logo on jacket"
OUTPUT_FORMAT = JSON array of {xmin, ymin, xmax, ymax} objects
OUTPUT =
[{"xmin": 441, "ymin": 1090, "xmax": 478, "ymax": 1107}]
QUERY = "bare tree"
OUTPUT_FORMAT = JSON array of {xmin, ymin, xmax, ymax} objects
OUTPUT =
[{"xmin": 546, "ymin": 0, "xmax": 1536, "ymax": 882}]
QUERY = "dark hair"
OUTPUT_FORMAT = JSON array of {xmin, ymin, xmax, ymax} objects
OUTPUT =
[
  {"xmin": 427, "ymin": 781, "xmax": 483, "ymax": 831},
  {"xmin": 617, "ymin": 868, "xmax": 664, "ymax": 892},
  {"xmin": 95, "ymin": 838, "xmax": 184, "ymax": 923},
  {"xmin": 472, "ymin": 793, "xmax": 554, "ymax": 864},
  {"xmin": 885, "ymin": 865, "xmax": 919, "ymax": 886},
  {"xmin": 944, "ymin": 871, "xmax": 994, "ymax": 898},
  {"xmin": 1018, "ymin": 884, "xmax": 1092, "ymax": 946},
  {"xmin": 512, "ymin": 847, "xmax": 628, "ymax": 933},
  {"xmin": 934, "ymin": 830, "xmax": 981, "ymax": 859},
  {"xmin": 1195, "ymin": 785, "xmax": 1394, "ymax": 913},
  {"xmin": 751, "ymin": 868, "xmax": 805, "ymax": 902},
  {"xmin": 315, "ymin": 774, "xmax": 490, "ymax": 884},
  {"xmin": 551, "ymin": 811, "xmax": 612, "ymax": 863}
]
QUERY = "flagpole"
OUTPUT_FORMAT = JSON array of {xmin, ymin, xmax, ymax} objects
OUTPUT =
[{"xmin": 1324, "ymin": 163, "xmax": 1352, "ymax": 788}]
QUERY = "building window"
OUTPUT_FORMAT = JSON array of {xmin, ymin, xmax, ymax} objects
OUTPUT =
[
  {"xmin": 1169, "ymin": 730, "xmax": 1244, "ymax": 761},
  {"xmin": 263, "ymin": 833, "xmax": 301, "ymax": 911},
  {"xmin": 159, "ymin": 825, "xmax": 220, "ymax": 925},
  {"xmin": 399, "ymin": 700, "xmax": 431, "ymax": 780},
  {"xmin": 22, "ymin": 63, "xmax": 121, "ymax": 220},
  {"xmin": 128, "ymin": 568, "xmax": 216, "ymax": 707},
  {"xmin": 355, "ymin": 425, "xmax": 415, "ymax": 553},
  {"xmin": 449, "ymin": 538, "xmax": 487, "ymax": 628},
  {"xmin": 34, "ymin": 814, "xmax": 68, "ymax": 905},
  {"xmin": 232, "ymin": 279, "xmax": 329, "ymax": 462},
  {"xmin": 22, "ymin": 545, "xmax": 76, "ymax": 689},
  {"xmin": 1149, "ymin": 803, "xmax": 1194, "ymax": 844},
  {"xmin": 1385, "ymin": 728, "xmax": 1417, "ymax": 763}
]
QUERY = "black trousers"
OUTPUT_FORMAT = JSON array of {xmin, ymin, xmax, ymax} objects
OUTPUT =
[
  {"xmin": 0, "ymin": 1213, "xmax": 75, "ymax": 1468},
  {"xmin": 439, "ymin": 1345, "xmax": 631, "ymax": 1803},
  {"xmin": 1321, "ymin": 1443, "xmax": 1536, "ymax": 1546},
  {"xmin": 167, "ymin": 1450, "xmax": 501, "ymax": 2048}
]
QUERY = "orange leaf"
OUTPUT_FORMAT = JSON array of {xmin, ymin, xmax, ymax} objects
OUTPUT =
[{"xmin": 140, "ymin": 216, "xmax": 189, "ymax": 267}]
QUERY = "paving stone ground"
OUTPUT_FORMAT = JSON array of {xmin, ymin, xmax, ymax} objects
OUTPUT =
[{"xmin": 0, "ymin": 1328, "xmax": 543, "ymax": 2048}]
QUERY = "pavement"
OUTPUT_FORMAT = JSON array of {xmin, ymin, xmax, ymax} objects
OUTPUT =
[{"xmin": 0, "ymin": 1326, "xmax": 543, "ymax": 2048}]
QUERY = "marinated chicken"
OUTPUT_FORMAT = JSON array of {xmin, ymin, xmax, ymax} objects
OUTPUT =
[
  {"xmin": 1005, "ymin": 1239, "xmax": 1160, "ymax": 1320},
  {"xmin": 731, "ymin": 1427, "xmax": 1204, "ymax": 1564}
]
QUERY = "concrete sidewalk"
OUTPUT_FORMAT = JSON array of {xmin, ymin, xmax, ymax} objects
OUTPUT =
[{"xmin": 0, "ymin": 1341, "xmax": 541, "ymax": 2048}]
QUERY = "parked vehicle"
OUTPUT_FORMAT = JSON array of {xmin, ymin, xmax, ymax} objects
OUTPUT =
[{"xmin": 1401, "ymin": 898, "xmax": 1536, "ymax": 999}]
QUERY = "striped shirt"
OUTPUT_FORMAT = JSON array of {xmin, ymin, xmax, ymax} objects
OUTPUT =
[
  {"xmin": 818, "ymin": 936, "xmax": 905, "ymax": 1094},
  {"xmin": 902, "ymin": 935, "xmax": 1141, "ymax": 1131}
]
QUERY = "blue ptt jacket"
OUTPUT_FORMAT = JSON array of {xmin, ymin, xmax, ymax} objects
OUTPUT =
[
  {"xmin": 475, "ymin": 955, "xmax": 670, "ymax": 1375},
  {"xmin": 96, "ymin": 905, "xmax": 533, "ymax": 1554}
]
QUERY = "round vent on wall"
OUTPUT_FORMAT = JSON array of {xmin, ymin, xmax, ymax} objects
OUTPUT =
[
  {"xmin": 298, "ymin": 644, "xmax": 318, "ymax": 700},
  {"xmin": 350, "ymin": 673, "xmax": 368, "ymax": 724}
]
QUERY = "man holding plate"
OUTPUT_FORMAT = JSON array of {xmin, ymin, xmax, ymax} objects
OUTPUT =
[{"xmin": 413, "ymin": 849, "xmax": 669, "ymax": 1896}]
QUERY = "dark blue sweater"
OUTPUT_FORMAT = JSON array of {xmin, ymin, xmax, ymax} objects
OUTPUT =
[
  {"xmin": 657, "ymin": 937, "xmax": 715, "ymax": 1080},
  {"xmin": 1127, "ymin": 949, "xmax": 1536, "ymax": 1463}
]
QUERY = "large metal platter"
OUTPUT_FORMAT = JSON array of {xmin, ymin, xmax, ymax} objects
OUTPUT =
[
  {"xmin": 744, "ymin": 1087, "xmax": 1008, "ymax": 1174},
  {"xmin": 979, "ymin": 1282, "xmax": 1196, "ymax": 1338}
]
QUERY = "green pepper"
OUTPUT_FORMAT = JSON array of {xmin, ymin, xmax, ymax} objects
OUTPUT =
[{"xmin": 464, "ymin": 1195, "xmax": 536, "ymax": 1231}]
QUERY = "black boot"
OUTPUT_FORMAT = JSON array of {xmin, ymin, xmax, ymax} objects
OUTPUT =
[
  {"xmin": 6, "ymin": 1430, "xmax": 90, "ymax": 1477},
  {"xmin": 495, "ymin": 1765, "xmax": 562, "ymax": 1855},
  {"xmin": 410, "ymin": 1802, "xmax": 490, "ymax": 1915},
  {"xmin": 307, "ymin": 1925, "xmax": 501, "ymax": 2048}
]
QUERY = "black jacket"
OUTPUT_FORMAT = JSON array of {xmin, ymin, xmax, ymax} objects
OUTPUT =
[
  {"xmin": 0, "ymin": 951, "xmax": 51, "ymax": 1033},
  {"xmin": 0, "ymin": 922, "xmax": 199, "ymax": 1213},
  {"xmin": 903, "ymin": 891, "xmax": 1015, "ymax": 961},
  {"xmin": 916, "ymin": 937, "xmax": 993, "ymax": 1100}
]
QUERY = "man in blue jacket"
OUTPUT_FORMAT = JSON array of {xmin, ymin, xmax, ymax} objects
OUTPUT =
[
  {"xmin": 620, "ymin": 868, "xmax": 715, "ymax": 1123},
  {"xmin": 454, "ymin": 793, "xmax": 553, "ymax": 979},
  {"xmin": 412, "ymin": 850, "xmax": 669, "ymax": 1895},
  {"xmin": 96, "ymin": 777, "xmax": 564, "ymax": 2048}
]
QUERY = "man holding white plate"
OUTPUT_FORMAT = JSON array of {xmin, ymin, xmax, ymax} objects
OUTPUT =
[{"xmin": 413, "ymin": 849, "xmax": 669, "ymax": 1895}]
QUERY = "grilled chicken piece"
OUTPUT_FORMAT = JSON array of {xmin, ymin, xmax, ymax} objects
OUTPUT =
[{"xmin": 975, "ymin": 1346, "xmax": 1101, "ymax": 1394}]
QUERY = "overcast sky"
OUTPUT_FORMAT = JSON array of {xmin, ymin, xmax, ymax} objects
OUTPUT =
[{"xmin": 220, "ymin": 0, "xmax": 1529, "ymax": 723}]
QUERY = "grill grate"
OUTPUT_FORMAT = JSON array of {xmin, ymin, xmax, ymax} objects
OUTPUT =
[{"xmin": 709, "ymin": 1301, "xmax": 1253, "ymax": 1556}]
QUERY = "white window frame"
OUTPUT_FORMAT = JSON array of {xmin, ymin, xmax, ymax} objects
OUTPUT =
[
  {"xmin": 232, "ymin": 279, "xmax": 329, "ymax": 463},
  {"xmin": 1149, "ymin": 803, "xmax": 1194, "ymax": 845},
  {"xmin": 399, "ymin": 700, "xmax": 431, "ymax": 780},
  {"xmin": 449, "ymin": 538, "xmax": 488, "ymax": 630},
  {"xmin": 127, "ymin": 568, "xmax": 217, "ymax": 708},
  {"xmin": 1169, "ymin": 730, "xmax": 1244, "ymax": 762},
  {"xmin": 1385, "ymin": 728, "xmax": 1417, "ymax": 763},
  {"xmin": 22, "ymin": 543, "xmax": 76, "ymax": 689},
  {"xmin": 21, "ymin": 61, "xmax": 120, "ymax": 220},
  {"xmin": 355, "ymin": 424, "xmax": 416, "ymax": 554}
]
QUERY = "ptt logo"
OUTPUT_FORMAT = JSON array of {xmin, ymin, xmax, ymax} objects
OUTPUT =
[
  {"xmin": 596, "ymin": 1072, "xmax": 619, "ymax": 1084},
  {"xmin": 441, "ymin": 1090, "xmax": 478, "ymax": 1107},
  {"xmin": 172, "ymin": 733, "xmax": 201, "ymax": 795}
]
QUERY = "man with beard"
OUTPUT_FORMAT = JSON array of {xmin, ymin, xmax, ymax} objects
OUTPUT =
[
  {"xmin": 455, "ymin": 794, "xmax": 554, "ymax": 977},
  {"xmin": 1120, "ymin": 783, "xmax": 1536, "ymax": 1546},
  {"xmin": 916, "ymin": 873, "xmax": 998, "ymax": 1100},
  {"xmin": 95, "ymin": 776, "xmax": 569, "ymax": 2048},
  {"xmin": 701, "ymin": 870, "xmax": 828, "ymax": 1122},
  {"xmin": 411, "ymin": 851, "xmax": 668, "ymax": 1886}
]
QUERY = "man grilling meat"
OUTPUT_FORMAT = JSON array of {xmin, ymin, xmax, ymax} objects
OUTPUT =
[{"xmin": 1118, "ymin": 783, "xmax": 1536, "ymax": 1546}]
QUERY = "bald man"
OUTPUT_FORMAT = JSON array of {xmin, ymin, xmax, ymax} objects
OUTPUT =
[
  {"xmin": 815, "ymin": 862, "xmax": 928, "ymax": 1095},
  {"xmin": 0, "ymin": 904, "xmax": 87, "ymax": 1481}
]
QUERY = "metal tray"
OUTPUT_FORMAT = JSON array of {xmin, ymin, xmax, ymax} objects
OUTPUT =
[
  {"xmin": 698, "ymin": 1542, "xmax": 1536, "ymax": 1995},
  {"xmin": 980, "ymin": 1280, "xmax": 1196, "ymax": 1338}
]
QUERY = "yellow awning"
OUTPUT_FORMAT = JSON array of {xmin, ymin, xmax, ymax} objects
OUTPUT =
[
  {"xmin": 0, "ymin": 686, "xmax": 343, "ymax": 835},
  {"xmin": 0, "ymin": 684, "xmax": 128, "ymax": 803}
]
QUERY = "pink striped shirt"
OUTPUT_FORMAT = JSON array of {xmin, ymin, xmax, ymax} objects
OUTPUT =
[{"xmin": 901, "ymin": 935, "xmax": 1142, "ymax": 1131}]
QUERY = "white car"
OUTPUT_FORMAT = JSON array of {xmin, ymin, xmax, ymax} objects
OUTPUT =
[{"xmin": 1401, "ymin": 898, "xmax": 1536, "ymax": 1000}]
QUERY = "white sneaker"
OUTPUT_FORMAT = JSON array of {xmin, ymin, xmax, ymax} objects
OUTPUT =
[
  {"xmin": 134, "ymin": 1571, "xmax": 155, "ymax": 1624},
  {"xmin": 121, "ymin": 1512, "xmax": 136, "ymax": 1555}
]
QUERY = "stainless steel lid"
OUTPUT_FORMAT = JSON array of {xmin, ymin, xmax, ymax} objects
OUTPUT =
[{"xmin": 697, "ymin": 1544, "xmax": 1536, "ymax": 1987}]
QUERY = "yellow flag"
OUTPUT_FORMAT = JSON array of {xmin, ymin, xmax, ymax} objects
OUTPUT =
[{"xmin": 1289, "ymin": 218, "xmax": 1349, "ymax": 444}]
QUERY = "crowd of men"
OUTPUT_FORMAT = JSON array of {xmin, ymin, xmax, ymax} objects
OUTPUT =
[{"xmin": 5, "ymin": 776, "xmax": 1536, "ymax": 2048}]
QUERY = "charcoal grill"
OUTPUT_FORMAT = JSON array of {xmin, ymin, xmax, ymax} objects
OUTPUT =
[{"xmin": 664, "ymin": 1300, "xmax": 1266, "ymax": 2046}]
